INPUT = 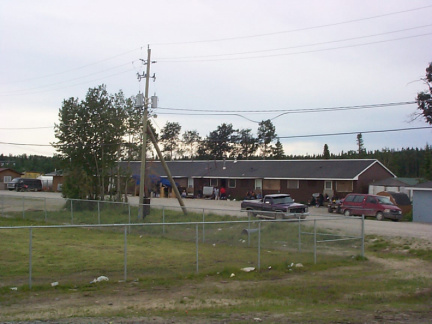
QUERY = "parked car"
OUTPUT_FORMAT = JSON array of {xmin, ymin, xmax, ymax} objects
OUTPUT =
[
  {"xmin": 241, "ymin": 194, "xmax": 308, "ymax": 219},
  {"xmin": 340, "ymin": 193, "xmax": 402, "ymax": 221},
  {"xmin": 7, "ymin": 178, "xmax": 42, "ymax": 192}
]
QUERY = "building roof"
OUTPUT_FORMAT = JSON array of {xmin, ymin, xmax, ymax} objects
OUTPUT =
[
  {"xmin": 0, "ymin": 168, "xmax": 22, "ymax": 175},
  {"xmin": 371, "ymin": 177, "xmax": 421, "ymax": 187},
  {"xmin": 120, "ymin": 159, "xmax": 394, "ymax": 180},
  {"xmin": 407, "ymin": 181, "xmax": 432, "ymax": 191}
]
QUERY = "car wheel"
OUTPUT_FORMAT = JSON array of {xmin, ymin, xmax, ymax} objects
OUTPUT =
[
  {"xmin": 376, "ymin": 212, "xmax": 384, "ymax": 221},
  {"xmin": 344, "ymin": 209, "xmax": 350, "ymax": 217},
  {"xmin": 328, "ymin": 207, "xmax": 333, "ymax": 213}
]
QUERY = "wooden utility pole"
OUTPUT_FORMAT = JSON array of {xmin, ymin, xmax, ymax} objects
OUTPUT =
[
  {"xmin": 138, "ymin": 47, "xmax": 152, "ymax": 217},
  {"xmin": 137, "ymin": 46, "xmax": 186, "ymax": 217}
]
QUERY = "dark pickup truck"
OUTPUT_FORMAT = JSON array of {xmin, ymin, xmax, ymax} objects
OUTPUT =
[{"xmin": 241, "ymin": 194, "xmax": 308, "ymax": 219}]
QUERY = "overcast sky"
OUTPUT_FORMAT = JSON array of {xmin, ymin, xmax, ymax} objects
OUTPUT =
[{"xmin": 1, "ymin": 0, "xmax": 432, "ymax": 158}]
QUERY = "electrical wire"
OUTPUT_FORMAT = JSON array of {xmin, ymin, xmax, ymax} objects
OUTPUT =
[
  {"xmin": 157, "ymin": 33, "xmax": 432, "ymax": 62},
  {"xmin": 278, "ymin": 127, "xmax": 432, "ymax": 139},
  {"xmin": 150, "ymin": 5, "xmax": 432, "ymax": 45},
  {"xmin": 0, "ymin": 126, "xmax": 53, "ymax": 130},
  {"xmin": 1, "ymin": 126, "xmax": 430, "ymax": 148},
  {"xmin": 2, "ymin": 6, "xmax": 430, "ymax": 86},
  {"xmin": 155, "ymin": 24, "xmax": 432, "ymax": 60},
  {"xmin": 154, "ymin": 101, "xmax": 415, "ymax": 114}
]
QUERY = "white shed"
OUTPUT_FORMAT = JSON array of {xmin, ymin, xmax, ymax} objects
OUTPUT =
[{"xmin": 407, "ymin": 181, "xmax": 432, "ymax": 223}]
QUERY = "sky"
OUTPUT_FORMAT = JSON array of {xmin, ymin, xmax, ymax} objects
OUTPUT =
[{"xmin": 1, "ymin": 0, "xmax": 432, "ymax": 158}]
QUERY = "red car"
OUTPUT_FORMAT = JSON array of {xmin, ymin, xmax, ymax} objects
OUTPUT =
[{"xmin": 340, "ymin": 193, "xmax": 402, "ymax": 221}]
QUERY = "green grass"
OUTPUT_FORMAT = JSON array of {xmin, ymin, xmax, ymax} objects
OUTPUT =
[{"xmin": 1, "ymin": 209, "xmax": 431, "ymax": 323}]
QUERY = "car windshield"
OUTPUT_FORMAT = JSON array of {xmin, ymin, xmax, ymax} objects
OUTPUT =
[
  {"xmin": 11, "ymin": 178, "xmax": 20, "ymax": 183},
  {"xmin": 377, "ymin": 196, "xmax": 394, "ymax": 205},
  {"xmin": 272, "ymin": 196, "xmax": 294, "ymax": 204}
]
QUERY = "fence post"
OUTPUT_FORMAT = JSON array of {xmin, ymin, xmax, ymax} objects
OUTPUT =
[
  {"xmin": 247, "ymin": 213, "xmax": 251, "ymax": 246},
  {"xmin": 298, "ymin": 217, "xmax": 302, "ymax": 252},
  {"xmin": 124, "ymin": 226, "xmax": 127, "ymax": 282},
  {"xmin": 70, "ymin": 200, "xmax": 74, "ymax": 224},
  {"xmin": 44, "ymin": 198, "xmax": 47, "ymax": 222},
  {"xmin": 313, "ymin": 220, "xmax": 317, "ymax": 264},
  {"xmin": 361, "ymin": 214, "xmax": 365, "ymax": 258},
  {"xmin": 195, "ymin": 224, "xmax": 199, "ymax": 274},
  {"xmin": 258, "ymin": 222, "xmax": 261, "ymax": 270},
  {"xmin": 162, "ymin": 207, "xmax": 165, "ymax": 235},
  {"xmin": 29, "ymin": 227, "xmax": 32, "ymax": 289},
  {"xmin": 1, "ymin": 195, "xmax": 3, "ymax": 217},
  {"xmin": 22, "ymin": 196, "xmax": 25, "ymax": 219},
  {"xmin": 128, "ymin": 204, "xmax": 131, "ymax": 224},
  {"xmin": 98, "ymin": 201, "xmax": 101, "ymax": 224},
  {"xmin": 202, "ymin": 209, "xmax": 205, "ymax": 243}
]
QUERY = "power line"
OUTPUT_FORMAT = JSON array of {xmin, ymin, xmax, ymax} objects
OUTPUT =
[
  {"xmin": 2, "ymin": 5, "xmax": 430, "ymax": 87},
  {"xmin": 0, "ymin": 126, "xmax": 53, "ymax": 130},
  {"xmin": 0, "ymin": 67, "xmax": 136, "ymax": 97},
  {"xmin": 154, "ymin": 101, "xmax": 415, "ymax": 114},
  {"xmin": 157, "ymin": 33, "xmax": 432, "ymax": 63},
  {"xmin": 155, "ymin": 24, "xmax": 432, "ymax": 60},
  {"xmin": 151, "ymin": 5, "xmax": 432, "ymax": 45},
  {"xmin": 2, "ymin": 127, "xmax": 430, "ymax": 149},
  {"xmin": 0, "ymin": 141, "xmax": 52, "ymax": 147},
  {"xmin": 279, "ymin": 127, "xmax": 432, "ymax": 139},
  {"xmin": 0, "ymin": 49, "xmax": 141, "ymax": 86}
]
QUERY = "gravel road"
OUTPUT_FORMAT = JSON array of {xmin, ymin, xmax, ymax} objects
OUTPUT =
[{"xmin": 1, "ymin": 191, "xmax": 431, "ymax": 242}]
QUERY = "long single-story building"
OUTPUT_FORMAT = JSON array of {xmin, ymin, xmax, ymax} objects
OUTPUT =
[{"xmin": 120, "ymin": 159, "xmax": 396, "ymax": 203}]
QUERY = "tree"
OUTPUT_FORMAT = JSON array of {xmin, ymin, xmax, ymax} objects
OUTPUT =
[
  {"xmin": 323, "ymin": 144, "xmax": 330, "ymax": 159},
  {"xmin": 416, "ymin": 62, "xmax": 432, "ymax": 124},
  {"xmin": 199, "ymin": 123, "xmax": 238, "ymax": 159},
  {"xmin": 272, "ymin": 139, "xmax": 285, "ymax": 159},
  {"xmin": 182, "ymin": 130, "xmax": 201, "ymax": 159},
  {"xmin": 54, "ymin": 85, "xmax": 128, "ymax": 200},
  {"xmin": 160, "ymin": 122, "xmax": 181, "ymax": 160},
  {"xmin": 357, "ymin": 133, "xmax": 366, "ymax": 156},
  {"xmin": 237, "ymin": 128, "xmax": 258, "ymax": 159},
  {"xmin": 257, "ymin": 119, "xmax": 277, "ymax": 159}
]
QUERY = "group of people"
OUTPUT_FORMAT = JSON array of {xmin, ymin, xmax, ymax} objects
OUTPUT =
[
  {"xmin": 309, "ymin": 193, "xmax": 330, "ymax": 207},
  {"xmin": 213, "ymin": 187, "xmax": 226, "ymax": 200}
]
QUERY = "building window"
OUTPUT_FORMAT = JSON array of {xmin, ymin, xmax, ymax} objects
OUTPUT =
[
  {"xmin": 3, "ymin": 176, "xmax": 11, "ymax": 183},
  {"xmin": 336, "ymin": 181, "xmax": 353, "ymax": 192},
  {"xmin": 263, "ymin": 179, "xmax": 280, "ymax": 190},
  {"xmin": 325, "ymin": 181, "xmax": 332, "ymax": 190},
  {"xmin": 287, "ymin": 180, "xmax": 299, "ymax": 189},
  {"xmin": 210, "ymin": 179, "xmax": 218, "ymax": 187},
  {"xmin": 228, "ymin": 179, "xmax": 236, "ymax": 188}
]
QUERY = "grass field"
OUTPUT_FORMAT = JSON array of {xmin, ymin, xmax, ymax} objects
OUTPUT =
[{"xmin": 1, "ymin": 207, "xmax": 432, "ymax": 323}]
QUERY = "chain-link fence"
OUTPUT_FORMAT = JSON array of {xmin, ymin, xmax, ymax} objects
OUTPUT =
[{"xmin": 0, "ymin": 194, "xmax": 364, "ymax": 289}]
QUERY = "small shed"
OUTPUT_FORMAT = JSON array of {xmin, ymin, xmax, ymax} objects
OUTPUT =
[
  {"xmin": 407, "ymin": 181, "xmax": 432, "ymax": 223},
  {"xmin": 377, "ymin": 191, "xmax": 412, "ymax": 215}
]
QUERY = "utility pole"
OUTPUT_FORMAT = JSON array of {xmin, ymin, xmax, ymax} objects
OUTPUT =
[
  {"xmin": 138, "ymin": 46, "xmax": 154, "ymax": 218},
  {"xmin": 135, "ymin": 46, "xmax": 187, "ymax": 217}
]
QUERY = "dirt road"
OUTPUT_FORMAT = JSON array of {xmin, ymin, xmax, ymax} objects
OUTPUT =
[{"xmin": 1, "ymin": 191, "xmax": 431, "ymax": 242}]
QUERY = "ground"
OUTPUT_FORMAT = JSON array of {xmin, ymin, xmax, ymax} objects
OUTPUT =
[{"xmin": 1, "ymin": 192, "xmax": 432, "ymax": 323}]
